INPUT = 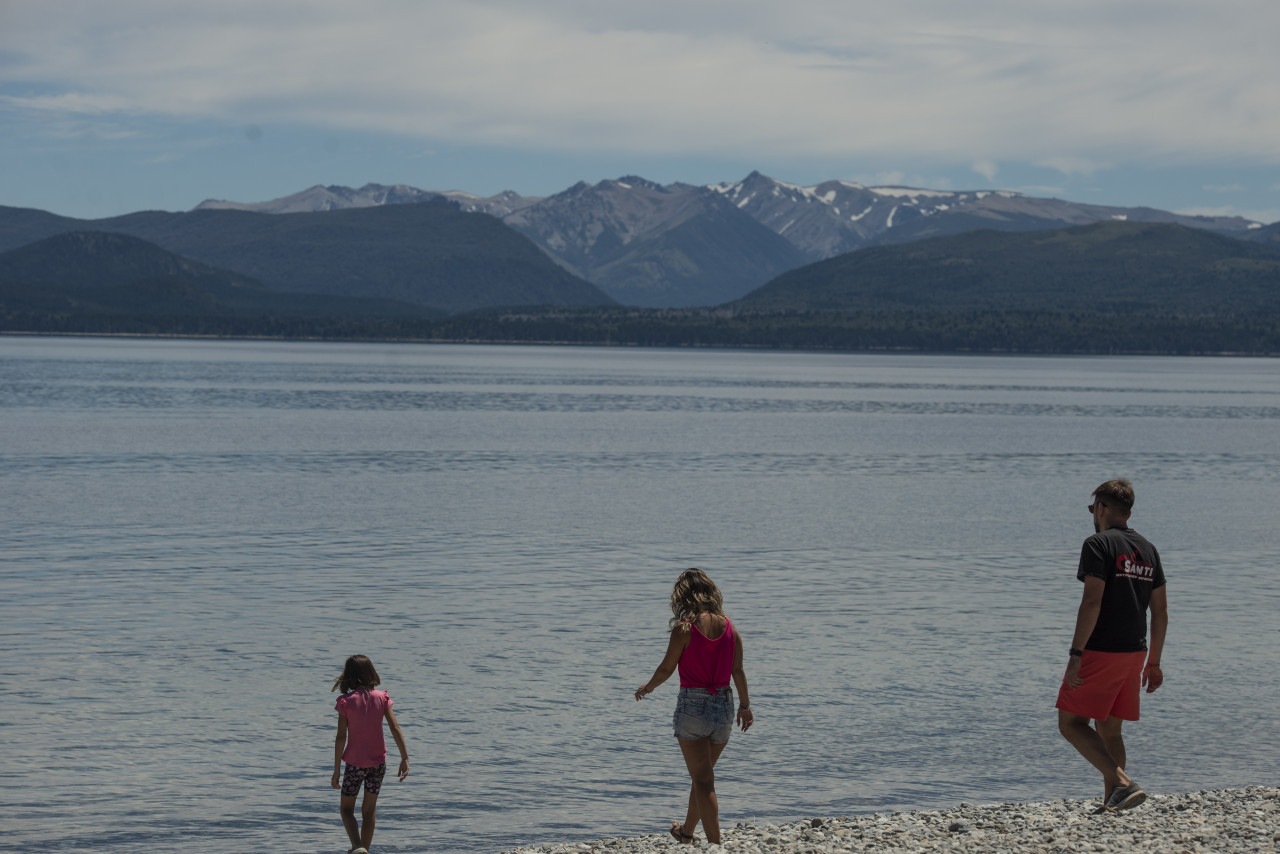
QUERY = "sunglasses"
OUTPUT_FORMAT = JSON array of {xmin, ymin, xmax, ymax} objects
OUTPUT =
[{"xmin": 1087, "ymin": 500, "xmax": 1108, "ymax": 513}]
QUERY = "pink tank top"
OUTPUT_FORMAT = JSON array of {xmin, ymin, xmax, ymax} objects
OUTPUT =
[{"xmin": 678, "ymin": 616, "xmax": 734, "ymax": 693}]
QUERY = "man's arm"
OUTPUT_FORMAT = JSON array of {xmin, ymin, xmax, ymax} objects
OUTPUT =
[
  {"xmin": 1065, "ymin": 576, "xmax": 1105, "ymax": 688},
  {"xmin": 1144, "ymin": 585, "xmax": 1167, "ymax": 692}
]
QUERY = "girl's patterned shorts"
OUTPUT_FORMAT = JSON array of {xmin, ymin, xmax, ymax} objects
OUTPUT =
[{"xmin": 341, "ymin": 762, "xmax": 387, "ymax": 797}]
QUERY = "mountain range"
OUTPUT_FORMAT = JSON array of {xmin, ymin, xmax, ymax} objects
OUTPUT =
[
  {"xmin": 0, "ymin": 198, "xmax": 614, "ymax": 314},
  {"xmin": 0, "ymin": 230, "xmax": 440, "ymax": 320},
  {"xmin": 4, "ymin": 217, "xmax": 1278, "ymax": 354},
  {"xmin": 193, "ymin": 172, "xmax": 1269, "ymax": 307},
  {"xmin": 733, "ymin": 220, "xmax": 1280, "ymax": 315},
  {"xmin": 1, "ymin": 172, "xmax": 1276, "ymax": 322}
]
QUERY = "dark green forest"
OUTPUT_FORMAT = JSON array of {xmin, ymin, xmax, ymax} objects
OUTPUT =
[{"xmin": 6, "ymin": 307, "xmax": 1278, "ymax": 355}]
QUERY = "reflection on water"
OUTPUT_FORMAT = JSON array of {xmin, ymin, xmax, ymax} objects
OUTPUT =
[{"xmin": 2, "ymin": 337, "xmax": 1278, "ymax": 853}]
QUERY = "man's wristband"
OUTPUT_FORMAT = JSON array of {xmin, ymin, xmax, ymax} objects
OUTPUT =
[
  {"xmin": 739, "ymin": 705, "xmax": 750, "ymax": 711},
  {"xmin": 1069, "ymin": 648, "xmax": 1084, "ymax": 657}
]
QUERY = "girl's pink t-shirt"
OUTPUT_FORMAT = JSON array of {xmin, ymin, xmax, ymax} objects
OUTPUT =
[
  {"xmin": 678, "ymin": 617, "xmax": 735, "ymax": 692},
  {"xmin": 335, "ymin": 689, "xmax": 392, "ymax": 768}
]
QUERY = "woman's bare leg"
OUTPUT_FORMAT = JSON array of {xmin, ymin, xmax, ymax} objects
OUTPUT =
[
  {"xmin": 678, "ymin": 737, "xmax": 726, "ymax": 843},
  {"xmin": 681, "ymin": 739, "xmax": 729, "ymax": 838}
]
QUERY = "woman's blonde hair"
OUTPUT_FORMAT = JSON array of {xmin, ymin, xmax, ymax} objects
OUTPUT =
[{"xmin": 669, "ymin": 567, "xmax": 724, "ymax": 629}]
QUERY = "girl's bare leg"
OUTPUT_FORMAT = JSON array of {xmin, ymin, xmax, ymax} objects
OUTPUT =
[
  {"xmin": 339, "ymin": 794, "xmax": 361, "ymax": 849},
  {"xmin": 359, "ymin": 791, "xmax": 380, "ymax": 850},
  {"xmin": 678, "ymin": 737, "xmax": 727, "ymax": 843}
]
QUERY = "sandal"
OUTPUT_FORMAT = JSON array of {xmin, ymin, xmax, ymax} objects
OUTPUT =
[
  {"xmin": 1104, "ymin": 781, "xmax": 1147, "ymax": 812},
  {"xmin": 669, "ymin": 820, "xmax": 697, "ymax": 844}
]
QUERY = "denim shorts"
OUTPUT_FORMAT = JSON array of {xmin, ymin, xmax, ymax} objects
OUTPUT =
[{"xmin": 673, "ymin": 686, "xmax": 734, "ymax": 743}]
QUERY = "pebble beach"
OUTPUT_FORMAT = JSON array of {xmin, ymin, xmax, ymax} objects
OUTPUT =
[{"xmin": 505, "ymin": 787, "xmax": 1280, "ymax": 854}]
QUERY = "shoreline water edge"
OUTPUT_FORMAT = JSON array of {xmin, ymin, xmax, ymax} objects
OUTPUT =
[{"xmin": 502, "ymin": 787, "xmax": 1278, "ymax": 853}]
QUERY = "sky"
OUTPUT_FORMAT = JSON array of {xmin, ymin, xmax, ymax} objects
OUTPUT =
[{"xmin": 2, "ymin": 0, "xmax": 1279, "ymax": 223}]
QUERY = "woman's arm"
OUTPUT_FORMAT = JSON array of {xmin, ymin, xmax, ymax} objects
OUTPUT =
[
  {"xmin": 732, "ymin": 629, "xmax": 753, "ymax": 731},
  {"xmin": 634, "ymin": 626, "xmax": 691, "ymax": 700},
  {"xmin": 331, "ymin": 714, "xmax": 348, "ymax": 789},
  {"xmin": 384, "ymin": 707, "xmax": 410, "ymax": 781}
]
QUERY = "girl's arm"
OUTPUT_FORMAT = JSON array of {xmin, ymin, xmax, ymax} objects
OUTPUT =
[
  {"xmin": 384, "ymin": 707, "xmax": 410, "ymax": 781},
  {"xmin": 634, "ymin": 625, "xmax": 691, "ymax": 700},
  {"xmin": 732, "ymin": 629, "xmax": 753, "ymax": 731},
  {"xmin": 331, "ymin": 714, "xmax": 348, "ymax": 789}
]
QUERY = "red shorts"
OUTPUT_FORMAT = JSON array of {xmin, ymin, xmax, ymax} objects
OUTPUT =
[{"xmin": 1055, "ymin": 650, "xmax": 1147, "ymax": 721}]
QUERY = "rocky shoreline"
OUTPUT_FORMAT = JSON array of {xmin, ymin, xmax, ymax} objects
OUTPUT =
[{"xmin": 504, "ymin": 787, "xmax": 1279, "ymax": 853}]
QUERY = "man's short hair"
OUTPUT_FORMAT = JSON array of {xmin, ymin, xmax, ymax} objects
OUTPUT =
[{"xmin": 1093, "ymin": 478, "xmax": 1135, "ymax": 511}]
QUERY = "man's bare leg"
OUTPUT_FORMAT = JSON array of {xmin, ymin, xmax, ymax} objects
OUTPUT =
[
  {"xmin": 1058, "ymin": 710, "xmax": 1132, "ymax": 798},
  {"xmin": 1095, "ymin": 716, "xmax": 1127, "ymax": 802}
]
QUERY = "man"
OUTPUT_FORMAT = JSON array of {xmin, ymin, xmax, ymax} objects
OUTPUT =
[{"xmin": 1056, "ymin": 478, "xmax": 1168, "ymax": 812}]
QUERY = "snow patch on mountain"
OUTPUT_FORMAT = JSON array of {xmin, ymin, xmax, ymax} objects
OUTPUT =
[{"xmin": 871, "ymin": 187, "xmax": 963, "ymax": 199}]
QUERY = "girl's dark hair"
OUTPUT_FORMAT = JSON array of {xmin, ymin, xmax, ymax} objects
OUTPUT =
[
  {"xmin": 669, "ymin": 567, "xmax": 724, "ymax": 630},
  {"xmin": 332, "ymin": 654, "xmax": 381, "ymax": 694}
]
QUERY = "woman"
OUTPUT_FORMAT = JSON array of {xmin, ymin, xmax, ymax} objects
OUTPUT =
[{"xmin": 635, "ymin": 568, "xmax": 753, "ymax": 844}]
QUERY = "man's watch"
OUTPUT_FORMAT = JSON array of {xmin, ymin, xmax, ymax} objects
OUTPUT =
[{"xmin": 1069, "ymin": 648, "xmax": 1084, "ymax": 657}]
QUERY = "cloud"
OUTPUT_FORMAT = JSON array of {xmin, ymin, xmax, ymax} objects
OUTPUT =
[
  {"xmin": 971, "ymin": 160, "xmax": 999, "ymax": 182},
  {"xmin": 3, "ymin": 0, "xmax": 1280, "ymax": 167},
  {"xmin": 867, "ymin": 171, "xmax": 906, "ymax": 186},
  {"xmin": 1202, "ymin": 183, "xmax": 1244, "ymax": 193},
  {"xmin": 1034, "ymin": 156, "xmax": 1112, "ymax": 177},
  {"xmin": 140, "ymin": 151, "xmax": 183, "ymax": 165},
  {"xmin": 1013, "ymin": 185, "xmax": 1067, "ymax": 197},
  {"xmin": 0, "ymin": 92, "xmax": 136, "ymax": 115}
]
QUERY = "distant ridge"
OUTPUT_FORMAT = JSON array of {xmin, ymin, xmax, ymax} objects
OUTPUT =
[
  {"xmin": 733, "ymin": 220, "xmax": 1280, "ymax": 314},
  {"xmin": 3, "ymin": 226, "xmax": 1278, "ymax": 354},
  {"xmin": 0, "ymin": 199, "xmax": 615, "ymax": 314},
  {"xmin": 195, "ymin": 182, "xmax": 540, "ymax": 218},
  {"xmin": 2, "ymin": 173, "xmax": 1274, "ymax": 311},
  {"xmin": 0, "ymin": 231, "xmax": 438, "ymax": 319},
  {"xmin": 185, "ymin": 173, "xmax": 1269, "ymax": 307},
  {"xmin": 711, "ymin": 170, "xmax": 1265, "ymax": 258},
  {"xmin": 502, "ymin": 177, "xmax": 809, "ymax": 307}
]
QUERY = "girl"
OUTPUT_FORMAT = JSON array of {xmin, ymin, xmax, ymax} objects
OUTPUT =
[
  {"xmin": 331, "ymin": 655, "xmax": 410, "ymax": 854},
  {"xmin": 635, "ymin": 568, "xmax": 753, "ymax": 845}
]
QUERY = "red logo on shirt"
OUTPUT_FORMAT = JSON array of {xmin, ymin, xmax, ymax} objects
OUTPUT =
[{"xmin": 1115, "ymin": 552, "xmax": 1156, "ymax": 581}]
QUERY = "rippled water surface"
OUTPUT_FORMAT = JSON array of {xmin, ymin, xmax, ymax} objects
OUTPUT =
[{"xmin": 2, "ymin": 337, "xmax": 1278, "ymax": 853}]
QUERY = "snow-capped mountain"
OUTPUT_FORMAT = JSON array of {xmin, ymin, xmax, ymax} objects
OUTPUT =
[
  {"xmin": 500, "ymin": 176, "xmax": 807, "ymax": 307},
  {"xmin": 711, "ymin": 171, "xmax": 1262, "ymax": 259},
  {"xmin": 193, "ymin": 174, "xmax": 1266, "ymax": 307},
  {"xmin": 195, "ymin": 183, "xmax": 540, "ymax": 218}
]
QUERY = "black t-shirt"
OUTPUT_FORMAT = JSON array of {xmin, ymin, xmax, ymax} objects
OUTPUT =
[{"xmin": 1077, "ymin": 526, "xmax": 1166, "ymax": 653}]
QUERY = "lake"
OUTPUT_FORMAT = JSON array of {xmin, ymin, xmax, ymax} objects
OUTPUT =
[{"xmin": 2, "ymin": 335, "xmax": 1277, "ymax": 853}]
